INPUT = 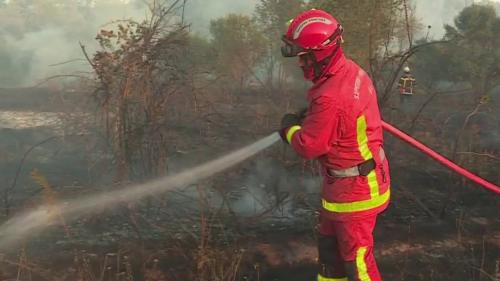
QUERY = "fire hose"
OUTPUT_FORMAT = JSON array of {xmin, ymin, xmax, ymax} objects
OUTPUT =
[{"xmin": 382, "ymin": 121, "xmax": 500, "ymax": 195}]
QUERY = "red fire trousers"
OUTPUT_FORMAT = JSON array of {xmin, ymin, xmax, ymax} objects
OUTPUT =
[{"xmin": 318, "ymin": 214, "xmax": 382, "ymax": 281}]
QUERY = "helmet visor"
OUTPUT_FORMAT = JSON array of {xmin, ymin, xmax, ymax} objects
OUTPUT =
[
  {"xmin": 281, "ymin": 36, "xmax": 306, "ymax": 57},
  {"xmin": 281, "ymin": 24, "xmax": 343, "ymax": 57}
]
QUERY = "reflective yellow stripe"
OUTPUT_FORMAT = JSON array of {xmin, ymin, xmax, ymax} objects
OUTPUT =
[
  {"xmin": 356, "ymin": 115, "xmax": 379, "ymax": 197},
  {"xmin": 356, "ymin": 247, "xmax": 372, "ymax": 281},
  {"xmin": 356, "ymin": 115, "xmax": 373, "ymax": 160},
  {"xmin": 286, "ymin": 125, "xmax": 301, "ymax": 144},
  {"xmin": 321, "ymin": 188, "xmax": 390, "ymax": 213},
  {"xmin": 317, "ymin": 274, "xmax": 348, "ymax": 281},
  {"xmin": 366, "ymin": 170, "xmax": 379, "ymax": 198}
]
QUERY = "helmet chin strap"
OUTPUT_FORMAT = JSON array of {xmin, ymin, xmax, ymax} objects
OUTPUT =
[
  {"xmin": 309, "ymin": 43, "xmax": 342, "ymax": 81},
  {"xmin": 302, "ymin": 52, "xmax": 322, "ymax": 79}
]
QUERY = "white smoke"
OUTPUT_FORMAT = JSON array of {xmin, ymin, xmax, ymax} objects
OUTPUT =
[
  {"xmin": 229, "ymin": 157, "xmax": 321, "ymax": 217},
  {"xmin": 0, "ymin": 0, "xmax": 150, "ymax": 87},
  {"xmin": 0, "ymin": 0, "xmax": 263, "ymax": 87}
]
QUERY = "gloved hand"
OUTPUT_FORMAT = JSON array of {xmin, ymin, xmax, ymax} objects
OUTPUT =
[
  {"xmin": 296, "ymin": 107, "xmax": 308, "ymax": 121},
  {"xmin": 279, "ymin": 112, "xmax": 302, "ymax": 143}
]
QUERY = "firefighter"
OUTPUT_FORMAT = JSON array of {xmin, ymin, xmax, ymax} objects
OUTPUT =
[
  {"xmin": 398, "ymin": 66, "xmax": 416, "ymax": 107},
  {"xmin": 279, "ymin": 9, "xmax": 390, "ymax": 281}
]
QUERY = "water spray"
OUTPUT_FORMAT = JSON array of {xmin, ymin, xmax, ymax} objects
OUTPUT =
[{"xmin": 0, "ymin": 133, "xmax": 281, "ymax": 249}]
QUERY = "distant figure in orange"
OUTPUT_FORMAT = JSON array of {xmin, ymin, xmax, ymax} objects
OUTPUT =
[{"xmin": 398, "ymin": 66, "xmax": 416, "ymax": 108}]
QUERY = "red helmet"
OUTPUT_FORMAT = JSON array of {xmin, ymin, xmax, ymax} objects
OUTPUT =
[{"xmin": 281, "ymin": 9, "xmax": 343, "ymax": 60}]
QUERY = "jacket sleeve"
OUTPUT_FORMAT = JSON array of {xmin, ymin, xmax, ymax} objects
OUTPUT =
[{"xmin": 289, "ymin": 96, "xmax": 339, "ymax": 160}]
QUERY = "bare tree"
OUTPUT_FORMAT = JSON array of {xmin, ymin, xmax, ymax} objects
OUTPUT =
[{"xmin": 82, "ymin": 0, "xmax": 189, "ymax": 181}]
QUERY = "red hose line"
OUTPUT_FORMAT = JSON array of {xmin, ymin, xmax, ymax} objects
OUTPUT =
[{"xmin": 382, "ymin": 121, "xmax": 500, "ymax": 195}]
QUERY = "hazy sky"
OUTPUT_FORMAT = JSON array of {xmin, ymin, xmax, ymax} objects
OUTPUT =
[
  {"xmin": 184, "ymin": 0, "xmax": 259, "ymax": 34},
  {"xmin": 1, "ymin": 0, "xmax": 499, "ymax": 87},
  {"xmin": 414, "ymin": 0, "xmax": 483, "ymax": 38},
  {"xmin": 185, "ymin": 0, "xmax": 499, "ymax": 37}
]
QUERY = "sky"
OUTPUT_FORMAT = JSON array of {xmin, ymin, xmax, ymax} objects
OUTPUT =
[{"xmin": 413, "ymin": 0, "xmax": 500, "ymax": 38}]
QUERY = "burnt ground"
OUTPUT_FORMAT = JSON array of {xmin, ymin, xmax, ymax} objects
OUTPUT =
[
  {"xmin": 0, "ymin": 161, "xmax": 498, "ymax": 281},
  {"xmin": 243, "ymin": 162, "xmax": 500, "ymax": 281},
  {"xmin": 255, "ymin": 194, "xmax": 500, "ymax": 281}
]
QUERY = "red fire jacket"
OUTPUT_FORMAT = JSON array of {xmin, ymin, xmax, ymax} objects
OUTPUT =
[{"xmin": 286, "ymin": 51, "xmax": 391, "ymax": 221}]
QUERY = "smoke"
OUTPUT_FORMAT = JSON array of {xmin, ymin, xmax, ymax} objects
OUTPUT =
[
  {"xmin": 229, "ymin": 157, "xmax": 321, "ymax": 217},
  {"xmin": 0, "ymin": 0, "xmax": 261, "ymax": 87},
  {"xmin": 7, "ymin": 29, "xmax": 88, "ymax": 85},
  {"xmin": 0, "ymin": 0, "xmax": 152, "ymax": 87}
]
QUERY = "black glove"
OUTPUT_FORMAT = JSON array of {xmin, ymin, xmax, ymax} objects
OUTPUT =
[
  {"xmin": 281, "ymin": 113, "xmax": 301, "ymax": 128},
  {"xmin": 279, "ymin": 113, "xmax": 302, "ymax": 143},
  {"xmin": 296, "ymin": 107, "xmax": 308, "ymax": 122}
]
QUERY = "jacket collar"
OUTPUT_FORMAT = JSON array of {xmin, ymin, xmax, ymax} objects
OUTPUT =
[{"xmin": 313, "ymin": 48, "xmax": 347, "ymax": 85}]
